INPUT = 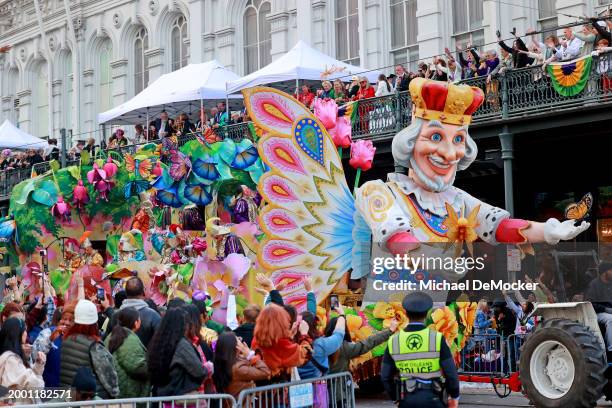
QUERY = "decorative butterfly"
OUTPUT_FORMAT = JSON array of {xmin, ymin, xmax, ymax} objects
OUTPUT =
[
  {"xmin": 125, "ymin": 154, "xmax": 153, "ymax": 179},
  {"xmin": 169, "ymin": 151, "xmax": 192, "ymax": 181},
  {"xmin": 0, "ymin": 217, "xmax": 16, "ymax": 243},
  {"xmin": 124, "ymin": 179, "xmax": 150, "ymax": 199},
  {"xmin": 564, "ymin": 192, "xmax": 592, "ymax": 221},
  {"xmin": 162, "ymin": 135, "xmax": 178, "ymax": 152}
]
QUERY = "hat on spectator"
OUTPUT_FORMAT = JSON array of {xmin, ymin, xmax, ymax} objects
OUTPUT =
[
  {"xmin": 1, "ymin": 149, "xmax": 10, "ymax": 157},
  {"xmin": 351, "ymin": 75, "xmax": 358, "ymax": 81},
  {"xmin": 74, "ymin": 299, "xmax": 98, "ymax": 325}
]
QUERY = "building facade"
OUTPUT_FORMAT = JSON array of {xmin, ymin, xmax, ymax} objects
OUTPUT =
[{"xmin": 0, "ymin": 0, "xmax": 608, "ymax": 142}]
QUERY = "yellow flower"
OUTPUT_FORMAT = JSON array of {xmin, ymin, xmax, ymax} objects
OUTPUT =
[
  {"xmin": 316, "ymin": 306, "xmax": 327, "ymax": 332},
  {"xmin": 457, "ymin": 302, "xmax": 477, "ymax": 335},
  {"xmin": 430, "ymin": 307, "xmax": 458, "ymax": 345},
  {"xmin": 373, "ymin": 302, "xmax": 395, "ymax": 319},
  {"xmin": 347, "ymin": 315, "xmax": 363, "ymax": 336}
]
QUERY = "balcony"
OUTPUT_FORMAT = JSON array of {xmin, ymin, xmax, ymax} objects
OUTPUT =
[{"xmin": 1, "ymin": 53, "xmax": 609, "ymax": 201}]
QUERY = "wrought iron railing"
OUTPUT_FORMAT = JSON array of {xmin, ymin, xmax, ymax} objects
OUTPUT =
[{"xmin": 1, "ymin": 53, "xmax": 609, "ymax": 199}]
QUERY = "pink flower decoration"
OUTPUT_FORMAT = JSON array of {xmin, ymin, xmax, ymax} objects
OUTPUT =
[
  {"xmin": 152, "ymin": 161, "xmax": 163, "ymax": 177},
  {"xmin": 103, "ymin": 157, "xmax": 118, "ymax": 178},
  {"xmin": 87, "ymin": 163, "xmax": 106, "ymax": 184},
  {"xmin": 329, "ymin": 116, "xmax": 353, "ymax": 148},
  {"xmin": 349, "ymin": 139, "xmax": 376, "ymax": 171},
  {"xmin": 191, "ymin": 237, "xmax": 207, "ymax": 256},
  {"xmin": 72, "ymin": 180, "xmax": 90, "ymax": 209},
  {"xmin": 222, "ymin": 253, "xmax": 251, "ymax": 287},
  {"xmin": 51, "ymin": 195, "xmax": 71, "ymax": 221}
]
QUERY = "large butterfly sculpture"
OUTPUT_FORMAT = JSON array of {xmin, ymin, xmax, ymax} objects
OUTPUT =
[
  {"xmin": 169, "ymin": 150, "xmax": 192, "ymax": 181},
  {"xmin": 124, "ymin": 154, "xmax": 153, "ymax": 198}
]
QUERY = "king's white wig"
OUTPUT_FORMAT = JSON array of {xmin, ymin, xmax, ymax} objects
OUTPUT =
[{"xmin": 391, "ymin": 118, "xmax": 478, "ymax": 171}]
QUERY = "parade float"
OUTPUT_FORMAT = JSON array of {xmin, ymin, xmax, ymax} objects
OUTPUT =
[{"xmin": 0, "ymin": 78, "xmax": 591, "ymax": 384}]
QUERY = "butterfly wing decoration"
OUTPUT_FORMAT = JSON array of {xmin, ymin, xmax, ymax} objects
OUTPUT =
[
  {"xmin": 192, "ymin": 157, "xmax": 220, "ymax": 181},
  {"xmin": 169, "ymin": 151, "xmax": 191, "ymax": 181},
  {"xmin": 231, "ymin": 143, "xmax": 259, "ymax": 169},
  {"xmin": 0, "ymin": 217, "xmax": 16, "ymax": 243},
  {"xmin": 124, "ymin": 180, "xmax": 151, "ymax": 199},
  {"xmin": 565, "ymin": 192, "xmax": 593, "ymax": 221},
  {"xmin": 124, "ymin": 154, "xmax": 136, "ymax": 173},
  {"xmin": 162, "ymin": 136, "xmax": 178, "ymax": 152},
  {"xmin": 244, "ymin": 87, "xmax": 369, "ymax": 308},
  {"xmin": 138, "ymin": 159, "xmax": 153, "ymax": 179},
  {"xmin": 184, "ymin": 184, "xmax": 213, "ymax": 206}
]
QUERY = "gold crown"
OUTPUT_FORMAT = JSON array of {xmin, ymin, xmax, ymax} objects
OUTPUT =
[{"xmin": 409, "ymin": 78, "xmax": 484, "ymax": 125}]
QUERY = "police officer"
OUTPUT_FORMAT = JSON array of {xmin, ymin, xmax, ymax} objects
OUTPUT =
[{"xmin": 381, "ymin": 292, "xmax": 460, "ymax": 407}]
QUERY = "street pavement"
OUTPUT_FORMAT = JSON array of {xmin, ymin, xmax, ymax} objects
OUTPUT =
[{"xmin": 355, "ymin": 388, "xmax": 612, "ymax": 407}]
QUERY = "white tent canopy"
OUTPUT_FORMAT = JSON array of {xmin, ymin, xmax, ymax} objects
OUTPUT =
[
  {"xmin": 0, "ymin": 120, "xmax": 49, "ymax": 150},
  {"xmin": 226, "ymin": 40, "xmax": 381, "ymax": 94},
  {"xmin": 98, "ymin": 60, "xmax": 242, "ymax": 125}
]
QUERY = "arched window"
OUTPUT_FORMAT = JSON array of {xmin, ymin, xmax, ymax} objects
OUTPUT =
[
  {"xmin": 335, "ymin": 0, "xmax": 359, "ymax": 65},
  {"xmin": 390, "ymin": 0, "xmax": 418, "ymax": 70},
  {"xmin": 35, "ymin": 62, "xmax": 49, "ymax": 138},
  {"xmin": 6, "ymin": 68, "xmax": 18, "ymax": 124},
  {"xmin": 134, "ymin": 27, "xmax": 149, "ymax": 94},
  {"xmin": 99, "ymin": 40, "xmax": 113, "ymax": 112},
  {"xmin": 63, "ymin": 52, "xmax": 73, "ymax": 132},
  {"xmin": 243, "ymin": 0, "xmax": 271, "ymax": 74},
  {"xmin": 171, "ymin": 16, "xmax": 189, "ymax": 71}
]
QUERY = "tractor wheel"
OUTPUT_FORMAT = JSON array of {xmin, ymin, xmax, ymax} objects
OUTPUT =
[{"xmin": 520, "ymin": 318, "xmax": 606, "ymax": 408}]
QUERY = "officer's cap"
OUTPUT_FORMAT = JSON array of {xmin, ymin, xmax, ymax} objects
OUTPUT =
[{"xmin": 402, "ymin": 292, "xmax": 433, "ymax": 314}]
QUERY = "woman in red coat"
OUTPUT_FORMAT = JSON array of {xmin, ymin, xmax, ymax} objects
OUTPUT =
[
  {"xmin": 295, "ymin": 85, "xmax": 315, "ymax": 109},
  {"xmin": 353, "ymin": 77, "xmax": 375, "ymax": 132}
]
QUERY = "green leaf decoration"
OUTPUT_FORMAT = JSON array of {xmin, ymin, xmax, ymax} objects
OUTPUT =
[
  {"xmin": 95, "ymin": 158, "xmax": 105, "ymax": 168},
  {"xmin": 106, "ymin": 235, "xmax": 120, "ymax": 259},
  {"xmin": 217, "ymin": 139, "xmax": 237, "ymax": 165},
  {"xmin": 245, "ymin": 159, "xmax": 265, "ymax": 184},
  {"xmin": 11, "ymin": 179, "xmax": 36, "ymax": 206},
  {"xmin": 49, "ymin": 160, "xmax": 60, "ymax": 173},
  {"xmin": 49, "ymin": 269, "xmax": 72, "ymax": 295},
  {"xmin": 176, "ymin": 263, "xmax": 194, "ymax": 285},
  {"xmin": 67, "ymin": 166, "xmax": 81, "ymax": 181},
  {"xmin": 31, "ymin": 180, "xmax": 58, "ymax": 207},
  {"xmin": 80, "ymin": 150, "xmax": 90, "ymax": 166}
]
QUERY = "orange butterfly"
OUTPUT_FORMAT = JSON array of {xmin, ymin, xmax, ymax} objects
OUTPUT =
[
  {"xmin": 564, "ymin": 192, "xmax": 592, "ymax": 221},
  {"xmin": 125, "ymin": 154, "xmax": 153, "ymax": 179}
]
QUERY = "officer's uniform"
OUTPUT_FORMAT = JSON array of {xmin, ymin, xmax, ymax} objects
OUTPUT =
[{"xmin": 381, "ymin": 293, "xmax": 460, "ymax": 407}]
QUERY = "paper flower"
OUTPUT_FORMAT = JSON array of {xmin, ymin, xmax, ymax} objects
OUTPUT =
[
  {"xmin": 373, "ymin": 302, "xmax": 408, "ymax": 329},
  {"xmin": 152, "ymin": 161, "xmax": 163, "ymax": 177},
  {"xmin": 349, "ymin": 140, "xmax": 376, "ymax": 171},
  {"xmin": 191, "ymin": 237, "xmax": 207, "ymax": 256},
  {"xmin": 51, "ymin": 195, "xmax": 71, "ymax": 222},
  {"xmin": 103, "ymin": 157, "xmax": 118, "ymax": 178},
  {"xmin": 72, "ymin": 180, "xmax": 90, "ymax": 209},
  {"xmin": 430, "ymin": 306, "xmax": 459, "ymax": 345},
  {"xmin": 330, "ymin": 117, "xmax": 352, "ymax": 148}
]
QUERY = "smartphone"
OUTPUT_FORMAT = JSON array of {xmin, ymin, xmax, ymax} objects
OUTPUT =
[
  {"xmin": 96, "ymin": 287, "xmax": 105, "ymax": 301},
  {"xmin": 330, "ymin": 295, "xmax": 339, "ymax": 310}
]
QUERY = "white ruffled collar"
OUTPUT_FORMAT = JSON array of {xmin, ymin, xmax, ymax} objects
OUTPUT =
[{"xmin": 387, "ymin": 173, "xmax": 463, "ymax": 216}]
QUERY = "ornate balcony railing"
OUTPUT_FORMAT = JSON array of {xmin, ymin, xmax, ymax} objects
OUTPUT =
[{"xmin": 2, "ymin": 52, "xmax": 609, "ymax": 200}]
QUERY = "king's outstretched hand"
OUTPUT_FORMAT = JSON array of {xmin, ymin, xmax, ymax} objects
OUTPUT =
[{"xmin": 543, "ymin": 218, "xmax": 590, "ymax": 245}]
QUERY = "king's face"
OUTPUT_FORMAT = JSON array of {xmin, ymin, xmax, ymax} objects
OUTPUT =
[{"xmin": 413, "ymin": 120, "xmax": 467, "ymax": 186}]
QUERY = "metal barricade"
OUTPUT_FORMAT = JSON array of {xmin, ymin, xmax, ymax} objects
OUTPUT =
[
  {"xmin": 458, "ymin": 333, "xmax": 505, "ymax": 375},
  {"xmin": 236, "ymin": 371, "xmax": 355, "ymax": 408},
  {"xmin": 505, "ymin": 333, "xmax": 528, "ymax": 374},
  {"xmin": 12, "ymin": 393, "xmax": 237, "ymax": 408}
]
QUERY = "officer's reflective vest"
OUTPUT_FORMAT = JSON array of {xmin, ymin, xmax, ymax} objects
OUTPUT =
[{"xmin": 387, "ymin": 327, "xmax": 443, "ymax": 380}]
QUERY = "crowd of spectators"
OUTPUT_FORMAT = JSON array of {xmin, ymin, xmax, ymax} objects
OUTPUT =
[{"xmin": 0, "ymin": 273, "xmax": 399, "ymax": 404}]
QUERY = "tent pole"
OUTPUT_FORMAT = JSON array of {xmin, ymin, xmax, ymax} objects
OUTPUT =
[
  {"xmin": 146, "ymin": 107, "xmax": 149, "ymax": 140},
  {"xmin": 296, "ymin": 78, "xmax": 299, "ymax": 95},
  {"xmin": 200, "ymin": 98, "xmax": 204, "ymax": 130}
]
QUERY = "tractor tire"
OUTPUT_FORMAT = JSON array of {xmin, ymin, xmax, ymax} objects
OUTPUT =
[{"xmin": 520, "ymin": 318, "xmax": 606, "ymax": 408}]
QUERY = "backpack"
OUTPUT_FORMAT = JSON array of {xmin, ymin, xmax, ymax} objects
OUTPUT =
[{"xmin": 88, "ymin": 341, "xmax": 120, "ymax": 398}]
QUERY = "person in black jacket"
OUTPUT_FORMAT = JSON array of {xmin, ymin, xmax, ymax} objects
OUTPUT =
[
  {"xmin": 105, "ymin": 278, "xmax": 160, "ymax": 348},
  {"xmin": 148, "ymin": 307, "xmax": 212, "ymax": 396},
  {"xmin": 393, "ymin": 64, "xmax": 413, "ymax": 92},
  {"xmin": 497, "ymin": 32, "xmax": 534, "ymax": 68},
  {"xmin": 233, "ymin": 304, "xmax": 260, "ymax": 348}
]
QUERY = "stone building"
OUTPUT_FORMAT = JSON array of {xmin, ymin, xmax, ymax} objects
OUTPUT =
[{"xmin": 0, "ymin": 0, "xmax": 607, "ymax": 142}]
